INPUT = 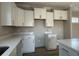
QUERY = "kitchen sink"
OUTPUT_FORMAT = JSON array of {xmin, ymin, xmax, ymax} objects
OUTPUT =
[{"xmin": 0, "ymin": 46, "xmax": 9, "ymax": 56}]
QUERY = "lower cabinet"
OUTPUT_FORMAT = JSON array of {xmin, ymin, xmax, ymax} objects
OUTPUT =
[
  {"xmin": 17, "ymin": 40, "xmax": 22, "ymax": 56},
  {"xmin": 9, "ymin": 48, "xmax": 17, "ymax": 56},
  {"xmin": 59, "ymin": 44, "xmax": 79, "ymax": 56},
  {"xmin": 10, "ymin": 40, "xmax": 22, "ymax": 56}
]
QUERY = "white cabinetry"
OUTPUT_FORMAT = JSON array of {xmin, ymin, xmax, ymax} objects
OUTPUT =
[
  {"xmin": 61, "ymin": 10, "xmax": 68, "ymax": 20},
  {"xmin": 17, "ymin": 40, "xmax": 22, "ymax": 56},
  {"xmin": 0, "ymin": 2, "xmax": 34, "ymax": 26},
  {"xmin": 41, "ymin": 8, "xmax": 46, "ymax": 19},
  {"xmin": 34, "ymin": 8, "xmax": 46, "ymax": 19},
  {"xmin": 14, "ymin": 9, "xmax": 34, "ymax": 27},
  {"xmin": 54, "ymin": 10, "xmax": 68, "ymax": 20},
  {"xmin": 24, "ymin": 10, "xmax": 34, "ymax": 26},
  {"xmin": 0, "ymin": 2, "xmax": 16, "ymax": 26},
  {"xmin": 14, "ymin": 7, "xmax": 24, "ymax": 26},
  {"xmin": 46, "ymin": 12, "xmax": 54, "ymax": 27},
  {"xmin": 59, "ymin": 44, "xmax": 78, "ymax": 56},
  {"xmin": 10, "ymin": 40, "xmax": 22, "ymax": 56},
  {"xmin": 10, "ymin": 48, "xmax": 17, "ymax": 56}
]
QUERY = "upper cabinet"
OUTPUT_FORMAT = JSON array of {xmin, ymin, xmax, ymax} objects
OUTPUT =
[
  {"xmin": 24, "ymin": 10, "xmax": 34, "ymax": 26},
  {"xmin": 54, "ymin": 10, "xmax": 68, "ymax": 20},
  {"xmin": 14, "ymin": 9, "xmax": 34, "ymax": 27},
  {"xmin": 46, "ymin": 12, "xmax": 54, "ymax": 27},
  {"xmin": 0, "ymin": 2, "xmax": 69, "ymax": 27},
  {"xmin": 0, "ymin": 2, "xmax": 34, "ymax": 27},
  {"xmin": 0, "ymin": 2, "xmax": 16, "ymax": 26},
  {"xmin": 14, "ymin": 7, "xmax": 24, "ymax": 26},
  {"xmin": 34, "ymin": 8, "xmax": 46, "ymax": 19}
]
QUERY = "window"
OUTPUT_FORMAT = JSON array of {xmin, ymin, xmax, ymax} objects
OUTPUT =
[{"xmin": 72, "ymin": 17, "xmax": 79, "ymax": 23}]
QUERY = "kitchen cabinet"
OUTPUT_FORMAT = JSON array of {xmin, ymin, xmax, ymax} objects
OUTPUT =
[
  {"xmin": 24, "ymin": 10, "xmax": 34, "ymax": 26},
  {"xmin": 17, "ymin": 40, "xmax": 23, "ymax": 56},
  {"xmin": 34, "ymin": 8, "xmax": 46, "ymax": 19},
  {"xmin": 41, "ymin": 8, "xmax": 46, "ymax": 19},
  {"xmin": 10, "ymin": 40, "xmax": 22, "ymax": 56},
  {"xmin": 12, "ymin": 5, "xmax": 18, "ymax": 26},
  {"xmin": 61, "ymin": 10, "xmax": 68, "ymax": 20},
  {"xmin": 59, "ymin": 44, "xmax": 79, "ymax": 56},
  {"xmin": 46, "ymin": 12, "xmax": 54, "ymax": 27},
  {"xmin": 54, "ymin": 10, "xmax": 68, "ymax": 20},
  {"xmin": 9, "ymin": 47, "xmax": 17, "ymax": 56},
  {"xmin": 0, "ymin": 2, "xmax": 16, "ymax": 26},
  {"xmin": 14, "ymin": 7, "xmax": 24, "ymax": 26}
]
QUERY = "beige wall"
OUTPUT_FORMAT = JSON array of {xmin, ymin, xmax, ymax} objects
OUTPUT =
[
  {"xmin": 64, "ymin": 8, "xmax": 72, "ymax": 39},
  {"xmin": 72, "ymin": 11, "xmax": 79, "ymax": 39},
  {"xmin": 0, "ymin": 27, "xmax": 13, "ymax": 38},
  {"xmin": 72, "ymin": 11, "xmax": 79, "ymax": 17},
  {"xmin": 14, "ymin": 20, "xmax": 64, "ymax": 47},
  {"xmin": 72, "ymin": 23, "xmax": 79, "ymax": 38}
]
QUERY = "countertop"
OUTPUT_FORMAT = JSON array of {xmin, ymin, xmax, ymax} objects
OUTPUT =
[
  {"xmin": 58, "ymin": 39, "xmax": 79, "ymax": 53},
  {"xmin": 0, "ymin": 35, "xmax": 22, "ymax": 56}
]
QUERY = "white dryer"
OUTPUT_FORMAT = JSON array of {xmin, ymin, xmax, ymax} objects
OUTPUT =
[{"xmin": 44, "ymin": 32, "xmax": 57, "ymax": 50}]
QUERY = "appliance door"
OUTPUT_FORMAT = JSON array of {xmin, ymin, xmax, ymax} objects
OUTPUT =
[
  {"xmin": 48, "ymin": 36, "xmax": 57, "ymax": 50},
  {"xmin": 22, "ymin": 36, "xmax": 35, "ymax": 53}
]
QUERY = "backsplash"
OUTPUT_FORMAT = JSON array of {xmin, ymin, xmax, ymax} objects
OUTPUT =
[
  {"xmin": 0, "ymin": 26, "xmax": 14, "ymax": 40},
  {"xmin": 14, "ymin": 20, "xmax": 64, "ymax": 47}
]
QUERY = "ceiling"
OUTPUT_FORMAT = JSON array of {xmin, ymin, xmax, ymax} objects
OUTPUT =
[{"xmin": 16, "ymin": 2, "xmax": 79, "ymax": 12}]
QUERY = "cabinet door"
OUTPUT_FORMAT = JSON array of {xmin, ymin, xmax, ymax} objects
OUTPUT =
[
  {"xmin": 15, "ymin": 7, "xmax": 24, "ymax": 26},
  {"xmin": 46, "ymin": 12, "xmax": 54, "ymax": 27},
  {"xmin": 17, "ymin": 40, "xmax": 22, "ymax": 56},
  {"xmin": 54, "ymin": 10, "xmax": 68, "ymax": 20},
  {"xmin": 1, "ymin": 2, "xmax": 12, "ymax": 26},
  {"xmin": 34, "ymin": 8, "xmax": 46, "ymax": 19},
  {"xmin": 34, "ymin": 8, "xmax": 41, "ymax": 19},
  {"xmin": 12, "ymin": 3, "xmax": 17, "ymax": 26},
  {"xmin": 54, "ymin": 10, "xmax": 61, "ymax": 20},
  {"xmin": 61, "ymin": 10, "xmax": 68, "ymax": 20},
  {"xmin": 0, "ymin": 2, "xmax": 17, "ymax": 26},
  {"xmin": 24, "ymin": 10, "xmax": 34, "ymax": 26},
  {"xmin": 41, "ymin": 8, "xmax": 46, "ymax": 19},
  {"xmin": 10, "ymin": 48, "xmax": 17, "ymax": 56}
]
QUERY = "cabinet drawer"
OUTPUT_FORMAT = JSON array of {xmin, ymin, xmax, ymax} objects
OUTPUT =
[{"xmin": 59, "ymin": 44, "xmax": 78, "ymax": 56}]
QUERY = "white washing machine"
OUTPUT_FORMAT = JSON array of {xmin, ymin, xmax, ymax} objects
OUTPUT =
[
  {"xmin": 22, "ymin": 32, "xmax": 35, "ymax": 53},
  {"xmin": 44, "ymin": 32, "xmax": 57, "ymax": 50}
]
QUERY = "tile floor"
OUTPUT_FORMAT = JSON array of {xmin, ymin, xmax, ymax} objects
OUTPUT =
[{"xmin": 23, "ymin": 47, "xmax": 59, "ymax": 56}]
